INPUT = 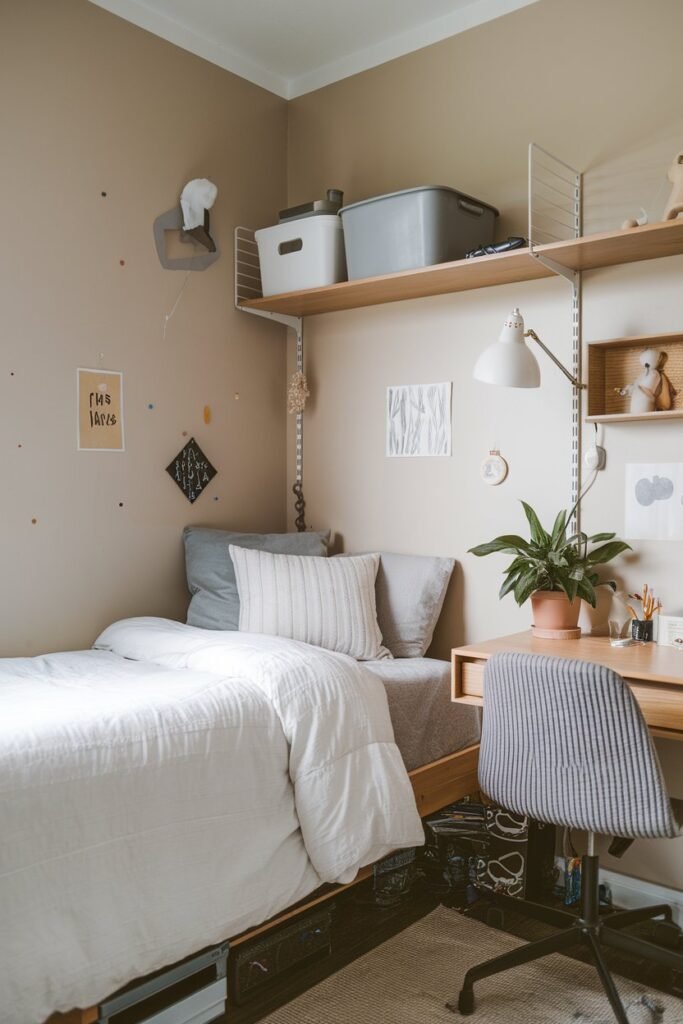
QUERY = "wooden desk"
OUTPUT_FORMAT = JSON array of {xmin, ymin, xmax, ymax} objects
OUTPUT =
[{"xmin": 452, "ymin": 632, "xmax": 683, "ymax": 741}]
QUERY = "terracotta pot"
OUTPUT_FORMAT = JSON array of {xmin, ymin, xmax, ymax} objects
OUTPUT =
[{"xmin": 530, "ymin": 590, "xmax": 581, "ymax": 633}]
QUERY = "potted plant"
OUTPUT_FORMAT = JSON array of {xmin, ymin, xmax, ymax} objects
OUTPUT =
[{"xmin": 469, "ymin": 502, "xmax": 631, "ymax": 637}]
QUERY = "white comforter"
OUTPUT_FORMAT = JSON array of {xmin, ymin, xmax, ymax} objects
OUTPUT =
[{"xmin": 0, "ymin": 618, "xmax": 423, "ymax": 1023}]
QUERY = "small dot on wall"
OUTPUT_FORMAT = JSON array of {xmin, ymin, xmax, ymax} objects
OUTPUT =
[
  {"xmin": 31, "ymin": 518, "xmax": 37, "ymax": 525},
  {"xmin": 17, "ymin": 443, "xmax": 22, "ymax": 448},
  {"xmin": 234, "ymin": 392, "xmax": 240, "ymax": 400},
  {"xmin": 182, "ymin": 430, "xmax": 188, "ymax": 437},
  {"xmin": 101, "ymin": 191, "xmax": 107, "ymax": 197},
  {"xmin": 147, "ymin": 403, "xmax": 155, "ymax": 410},
  {"xmin": 213, "ymin": 496, "xmax": 220, "ymax": 501},
  {"xmin": 119, "ymin": 259, "xmax": 126, "ymax": 266},
  {"xmin": 118, "ymin": 502, "xmax": 124, "ymax": 508}
]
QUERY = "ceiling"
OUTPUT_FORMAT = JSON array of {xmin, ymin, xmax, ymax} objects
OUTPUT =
[{"xmin": 89, "ymin": 0, "xmax": 539, "ymax": 98}]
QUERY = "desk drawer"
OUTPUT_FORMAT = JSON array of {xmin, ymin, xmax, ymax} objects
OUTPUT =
[
  {"xmin": 461, "ymin": 661, "xmax": 485, "ymax": 696},
  {"xmin": 451, "ymin": 658, "xmax": 486, "ymax": 700}
]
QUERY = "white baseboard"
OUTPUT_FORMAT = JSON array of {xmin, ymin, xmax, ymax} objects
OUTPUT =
[
  {"xmin": 599, "ymin": 869, "xmax": 683, "ymax": 927},
  {"xmin": 553, "ymin": 858, "xmax": 683, "ymax": 926}
]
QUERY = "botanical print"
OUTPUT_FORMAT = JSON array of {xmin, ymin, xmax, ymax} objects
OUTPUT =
[
  {"xmin": 624, "ymin": 463, "xmax": 683, "ymax": 540},
  {"xmin": 386, "ymin": 382, "xmax": 452, "ymax": 457}
]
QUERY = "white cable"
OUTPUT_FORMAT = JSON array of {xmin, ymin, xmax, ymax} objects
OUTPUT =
[{"xmin": 162, "ymin": 269, "xmax": 193, "ymax": 340}]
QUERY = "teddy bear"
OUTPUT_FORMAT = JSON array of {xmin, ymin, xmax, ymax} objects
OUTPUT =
[
  {"xmin": 615, "ymin": 348, "xmax": 676, "ymax": 414},
  {"xmin": 622, "ymin": 150, "xmax": 683, "ymax": 228}
]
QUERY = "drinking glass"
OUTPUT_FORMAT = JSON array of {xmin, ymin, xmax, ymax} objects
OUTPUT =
[{"xmin": 609, "ymin": 619, "xmax": 632, "ymax": 647}]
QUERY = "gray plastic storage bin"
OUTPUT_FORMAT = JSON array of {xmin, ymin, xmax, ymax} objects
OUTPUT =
[{"xmin": 340, "ymin": 186, "xmax": 499, "ymax": 280}]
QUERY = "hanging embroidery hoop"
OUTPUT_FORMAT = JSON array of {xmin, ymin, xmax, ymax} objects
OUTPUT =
[{"xmin": 481, "ymin": 449, "xmax": 508, "ymax": 486}]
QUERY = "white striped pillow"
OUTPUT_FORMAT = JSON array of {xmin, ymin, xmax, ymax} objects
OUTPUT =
[{"xmin": 230, "ymin": 546, "xmax": 392, "ymax": 661}]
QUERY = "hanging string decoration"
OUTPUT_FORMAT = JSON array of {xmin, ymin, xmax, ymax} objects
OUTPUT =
[
  {"xmin": 292, "ymin": 480, "xmax": 306, "ymax": 532},
  {"xmin": 292, "ymin": 328, "xmax": 307, "ymax": 532},
  {"xmin": 287, "ymin": 370, "xmax": 309, "ymax": 414}
]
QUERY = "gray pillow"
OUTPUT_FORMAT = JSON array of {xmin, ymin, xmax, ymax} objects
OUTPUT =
[
  {"xmin": 184, "ymin": 527, "xmax": 330, "ymax": 630},
  {"xmin": 374, "ymin": 552, "xmax": 455, "ymax": 658}
]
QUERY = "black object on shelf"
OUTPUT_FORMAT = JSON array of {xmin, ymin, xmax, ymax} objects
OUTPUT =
[
  {"xmin": 465, "ymin": 236, "xmax": 527, "ymax": 259},
  {"xmin": 421, "ymin": 801, "xmax": 555, "ymax": 902},
  {"xmin": 632, "ymin": 619, "xmax": 654, "ymax": 642}
]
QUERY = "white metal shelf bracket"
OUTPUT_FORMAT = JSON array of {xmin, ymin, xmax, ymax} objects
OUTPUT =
[
  {"xmin": 234, "ymin": 227, "xmax": 306, "ymax": 530},
  {"xmin": 528, "ymin": 144, "xmax": 584, "ymax": 528}
]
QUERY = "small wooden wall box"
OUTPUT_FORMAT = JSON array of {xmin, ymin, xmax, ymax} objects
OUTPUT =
[{"xmin": 587, "ymin": 331, "xmax": 683, "ymax": 424}]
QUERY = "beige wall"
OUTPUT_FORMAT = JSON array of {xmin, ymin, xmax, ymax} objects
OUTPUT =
[
  {"xmin": 287, "ymin": 0, "xmax": 683, "ymax": 888},
  {"xmin": 2, "ymin": 0, "xmax": 681, "ymax": 893},
  {"xmin": 0, "ymin": 0, "xmax": 288, "ymax": 655}
]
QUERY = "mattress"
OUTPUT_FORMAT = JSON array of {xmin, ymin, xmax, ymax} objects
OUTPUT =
[{"xmin": 365, "ymin": 657, "xmax": 481, "ymax": 771}]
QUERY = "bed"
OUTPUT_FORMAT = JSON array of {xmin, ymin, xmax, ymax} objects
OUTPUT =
[
  {"xmin": 0, "ymin": 616, "xmax": 480, "ymax": 1024},
  {"xmin": 3, "ymin": 539, "xmax": 482, "ymax": 1023}
]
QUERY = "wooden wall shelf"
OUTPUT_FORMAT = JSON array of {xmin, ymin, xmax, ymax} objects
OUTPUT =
[
  {"xmin": 586, "ymin": 330, "xmax": 683, "ymax": 423},
  {"xmin": 239, "ymin": 219, "xmax": 683, "ymax": 318}
]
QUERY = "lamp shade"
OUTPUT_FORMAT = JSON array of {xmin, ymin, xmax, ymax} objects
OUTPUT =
[{"xmin": 473, "ymin": 307, "xmax": 541, "ymax": 388}]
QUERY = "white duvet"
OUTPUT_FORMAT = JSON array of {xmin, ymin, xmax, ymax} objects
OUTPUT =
[{"xmin": 0, "ymin": 618, "xmax": 423, "ymax": 1023}]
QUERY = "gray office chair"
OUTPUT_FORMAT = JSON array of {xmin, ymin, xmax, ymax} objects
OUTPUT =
[{"xmin": 450, "ymin": 652, "xmax": 683, "ymax": 1024}]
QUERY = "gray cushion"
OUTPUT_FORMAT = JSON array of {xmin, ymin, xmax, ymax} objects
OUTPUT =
[
  {"xmin": 184, "ymin": 527, "xmax": 330, "ymax": 630},
  {"xmin": 374, "ymin": 552, "xmax": 455, "ymax": 658}
]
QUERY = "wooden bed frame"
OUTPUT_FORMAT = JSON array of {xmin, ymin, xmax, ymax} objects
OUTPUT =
[{"xmin": 46, "ymin": 743, "xmax": 480, "ymax": 1024}]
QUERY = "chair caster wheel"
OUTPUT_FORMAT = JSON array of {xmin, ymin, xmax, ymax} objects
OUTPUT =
[{"xmin": 458, "ymin": 988, "xmax": 475, "ymax": 1015}]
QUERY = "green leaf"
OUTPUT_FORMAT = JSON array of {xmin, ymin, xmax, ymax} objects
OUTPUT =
[
  {"xmin": 499, "ymin": 573, "xmax": 521, "ymax": 600},
  {"xmin": 569, "ymin": 566, "xmax": 585, "ymax": 581},
  {"xmin": 564, "ymin": 577, "xmax": 579, "ymax": 603},
  {"xmin": 585, "ymin": 532, "xmax": 616, "ymax": 543},
  {"xmin": 521, "ymin": 501, "xmax": 549, "ymax": 546},
  {"xmin": 567, "ymin": 532, "xmax": 588, "ymax": 547},
  {"xmin": 514, "ymin": 569, "xmax": 540, "ymax": 606},
  {"xmin": 576, "ymin": 578, "xmax": 597, "ymax": 607},
  {"xmin": 586, "ymin": 541, "xmax": 631, "ymax": 565},
  {"xmin": 503, "ymin": 555, "xmax": 529, "ymax": 575},
  {"xmin": 550, "ymin": 509, "xmax": 568, "ymax": 548},
  {"xmin": 468, "ymin": 536, "xmax": 530, "ymax": 557}
]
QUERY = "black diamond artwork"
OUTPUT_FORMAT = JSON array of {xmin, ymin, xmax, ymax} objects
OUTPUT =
[{"xmin": 166, "ymin": 437, "xmax": 217, "ymax": 503}]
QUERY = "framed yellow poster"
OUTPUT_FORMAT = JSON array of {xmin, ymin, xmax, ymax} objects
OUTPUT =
[{"xmin": 77, "ymin": 368, "xmax": 124, "ymax": 451}]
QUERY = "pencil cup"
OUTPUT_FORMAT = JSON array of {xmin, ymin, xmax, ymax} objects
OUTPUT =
[{"xmin": 631, "ymin": 619, "xmax": 654, "ymax": 642}]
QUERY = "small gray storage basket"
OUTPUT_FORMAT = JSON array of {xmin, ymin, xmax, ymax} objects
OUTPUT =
[{"xmin": 340, "ymin": 186, "xmax": 499, "ymax": 279}]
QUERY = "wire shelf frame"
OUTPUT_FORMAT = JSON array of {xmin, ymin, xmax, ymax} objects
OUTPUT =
[
  {"xmin": 528, "ymin": 144, "xmax": 582, "ymax": 250},
  {"xmin": 234, "ymin": 226, "xmax": 263, "ymax": 304}
]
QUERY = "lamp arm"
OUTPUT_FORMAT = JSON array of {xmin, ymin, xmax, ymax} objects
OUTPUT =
[{"xmin": 525, "ymin": 329, "xmax": 585, "ymax": 389}]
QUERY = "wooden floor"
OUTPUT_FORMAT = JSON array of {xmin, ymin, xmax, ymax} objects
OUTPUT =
[{"xmin": 226, "ymin": 878, "xmax": 683, "ymax": 1023}]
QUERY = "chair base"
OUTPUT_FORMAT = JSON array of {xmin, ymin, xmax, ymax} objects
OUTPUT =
[{"xmin": 446, "ymin": 855, "xmax": 682, "ymax": 1024}]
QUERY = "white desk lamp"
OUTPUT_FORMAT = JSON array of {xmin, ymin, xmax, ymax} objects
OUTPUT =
[{"xmin": 473, "ymin": 307, "xmax": 584, "ymax": 390}]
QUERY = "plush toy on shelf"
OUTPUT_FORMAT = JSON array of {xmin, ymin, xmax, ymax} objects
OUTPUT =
[
  {"xmin": 614, "ymin": 347, "xmax": 676, "ymax": 414},
  {"xmin": 663, "ymin": 149, "xmax": 683, "ymax": 221},
  {"xmin": 621, "ymin": 149, "xmax": 683, "ymax": 228}
]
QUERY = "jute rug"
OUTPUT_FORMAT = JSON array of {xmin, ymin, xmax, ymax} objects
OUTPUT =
[{"xmin": 262, "ymin": 906, "xmax": 683, "ymax": 1023}]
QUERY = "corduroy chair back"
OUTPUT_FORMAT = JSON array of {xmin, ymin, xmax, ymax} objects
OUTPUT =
[{"xmin": 479, "ymin": 652, "xmax": 678, "ymax": 839}]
